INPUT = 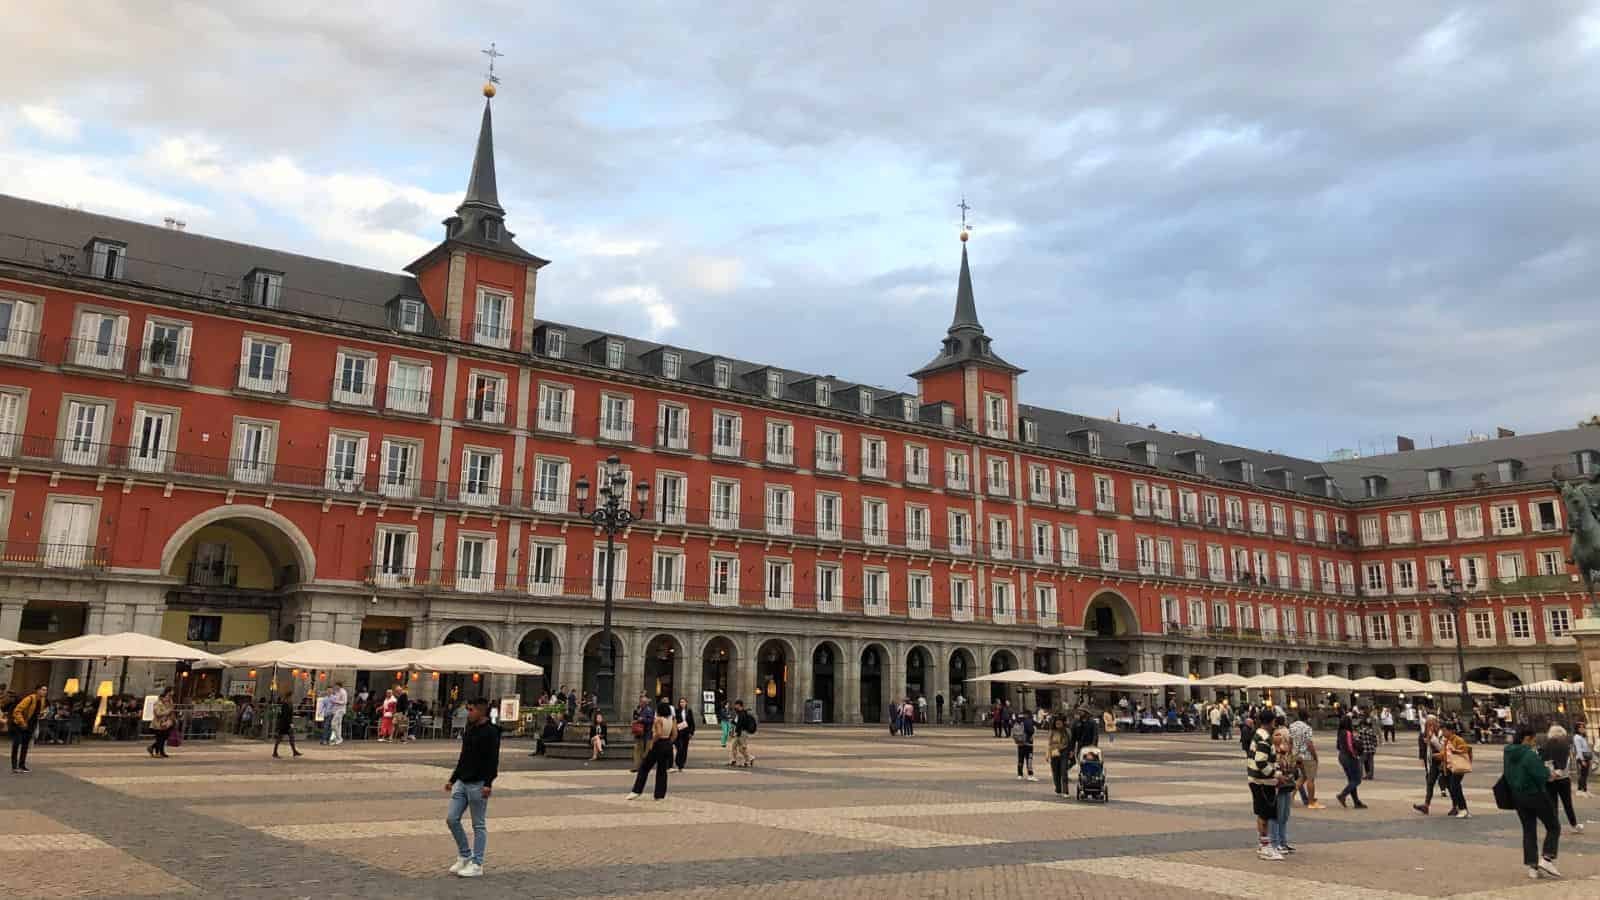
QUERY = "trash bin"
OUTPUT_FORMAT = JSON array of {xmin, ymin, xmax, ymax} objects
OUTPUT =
[{"xmin": 804, "ymin": 699, "xmax": 824, "ymax": 724}]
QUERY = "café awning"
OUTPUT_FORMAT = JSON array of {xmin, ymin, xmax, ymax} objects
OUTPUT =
[
  {"xmin": 374, "ymin": 644, "xmax": 542, "ymax": 676},
  {"xmin": 28, "ymin": 632, "xmax": 225, "ymax": 667},
  {"xmin": 219, "ymin": 640, "xmax": 390, "ymax": 671},
  {"xmin": 0, "ymin": 637, "xmax": 38, "ymax": 655}
]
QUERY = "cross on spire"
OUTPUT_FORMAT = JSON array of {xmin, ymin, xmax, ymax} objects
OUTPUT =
[
  {"xmin": 482, "ymin": 42, "xmax": 503, "ymax": 84},
  {"xmin": 957, "ymin": 195, "xmax": 972, "ymax": 232}
]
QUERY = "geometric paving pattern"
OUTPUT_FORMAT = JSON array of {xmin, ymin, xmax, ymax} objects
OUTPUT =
[{"xmin": 3, "ymin": 724, "xmax": 1597, "ymax": 897}]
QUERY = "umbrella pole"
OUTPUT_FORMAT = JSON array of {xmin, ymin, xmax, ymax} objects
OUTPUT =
[{"xmin": 117, "ymin": 657, "xmax": 129, "ymax": 695}]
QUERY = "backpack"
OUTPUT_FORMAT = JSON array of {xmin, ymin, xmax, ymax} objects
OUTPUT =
[{"xmin": 746, "ymin": 714, "xmax": 757, "ymax": 734}]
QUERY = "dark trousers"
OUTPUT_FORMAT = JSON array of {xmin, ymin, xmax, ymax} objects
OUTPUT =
[
  {"xmin": 1336, "ymin": 754, "xmax": 1362, "ymax": 803},
  {"xmin": 1579, "ymin": 760, "xmax": 1591, "ymax": 794},
  {"xmin": 10, "ymin": 729, "xmax": 31, "ymax": 770},
  {"xmin": 272, "ymin": 730, "xmax": 299, "ymax": 755},
  {"xmin": 632, "ymin": 738, "xmax": 673, "ymax": 799},
  {"xmin": 1423, "ymin": 759, "xmax": 1442, "ymax": 805},
  {"xmin": 1050, "ymin": 754, "xmax": 1068, "ymax": 793},
  {"xmin": 1383, "ymin": 725, "xmax": 1396, "ymax": 742},
  {"xmin": 1362, "ymin": 751, "xmax": 1375, "ymax": 779},
  {"xmin": 1015, "ymin": 744, "xmax": 1034, "ymax": 776},
  {"xmin": 1548, "ymin": 778, "xmax": 1576, "ymax": 827},
  {"xmin": 903, "ymin": 718, "xmax": 914, "ymax": 736},
  {"xmin": 994, "ymin": 720, "xmax": 1004, "ymax": 738},
  {"xmin": 149, "ymin": 727, "xmax": 170, "ymax": 756},
  {"xmin": 1514, "ymin": 793, "xmax": 1560, "ymax": 866},
  {"xmin": 1445, "ymin": 772, "xmax": 1467, "ymax": 811},
  {"xmin": 673, "ymin": 732, "xmax": 691, "ymax": 770}
]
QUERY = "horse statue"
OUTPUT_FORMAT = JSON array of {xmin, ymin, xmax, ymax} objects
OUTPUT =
[{"xmin": 1558, "ymin": 476, "xmax": 1600, "ymax": 618}]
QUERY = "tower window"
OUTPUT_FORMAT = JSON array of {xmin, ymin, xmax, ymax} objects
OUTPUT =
[
  {"xmin": 483, "ymin": 219, "xmax": 500, "ymax": 242},
  {"xmin": 398, "ymin": 299, "xmax": 423, "ymax": 333},
  {"xmin": 90, "ymin": 240, "xmax": 127, "ymax": 280}
]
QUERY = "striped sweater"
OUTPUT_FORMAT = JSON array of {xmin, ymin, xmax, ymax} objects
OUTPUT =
[{"xmin": 1245, "ymin": 727, "xmax": 1279, "ymax": 785}]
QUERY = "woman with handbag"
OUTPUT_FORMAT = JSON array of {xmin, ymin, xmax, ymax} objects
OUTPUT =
[
  {"xmin": 1438, "ymin": 722, "xmax": 1472, "ymax": 818},
  {"xmin": 625, "ymin": 701, "xmax": 678, "ymax": 801},
  {"xmin": 1334, "ymin": 714, "xmax": 1367, "ymax": 809},
  {"xmin": 1541, "ymin": 724, "xmax": 1581, "ymax": 832},
  {"xmin": 147, "ymin": 689, "xmax": 176, "ymax": 758}
]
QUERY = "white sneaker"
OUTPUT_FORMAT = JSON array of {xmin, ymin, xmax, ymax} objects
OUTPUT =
[
  {"xmin": 448, "ymin": 857, "xmax": 469, "ymax": 874},
  {"xmin": 1017, "ymin": 775, "xmax": 1025, "ymax": 781},
  {"xmin": 1027, "ymin": 775, "xmax": 1039, "ymax": 782},
  {"xmin": 457, "ymin": 862, "xmax": 482, "ymax": 878},
  {"xmin": 625, "ymin": 792, "xmax": 641, "ymax": 800},
  {"xmin": 1459, "ymin": 811, "xmax": 1472, "ymax": 819},
  {"xmin": 1257, "ymin": 846, "xmax": 1284, "ymax": 861},
  {"xmin": 1575, "ymin": 823, "xmax": 1585, "ymax": 833},
  {"xmin": 1528, "ymin": 868, "xmax": 1541, "ymax": 880},
  {"xmin": 1538, "ymin": 857, "xmax": 1561, "ymax": 879}
]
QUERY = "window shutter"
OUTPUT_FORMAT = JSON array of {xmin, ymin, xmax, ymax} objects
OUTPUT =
[
  {"xmin": 484, "ymin": 540, "xmax": 498, "ymax": 583},
  {"xmin": 12, "ymin": 301, "xmax": 32, "ymax": 340},
  {"xmin": 140, "ymin": 320, "xmax": 154, "ymax": 372},
  {"xmin": 460, "ymin": 450, "xmax": 471, "ymax": 493},
  {"xmin": 474, "ymin": 292, "xmax": 485, "ymax": 339},
  {"xmin": 402, "ymin": 530, "xmax": 418, "ymax": 576},
  {"xmin": 386, "ymin": 359, "xmax": 399, "ymax": 397},
  {"xmin": 232, "ymin": 421, "xmax": 249, "ymax": 463},
  {"xmin": 354, "ymin": 437, "xmax": 368, "ymax": 482},
  {"xmin": 421, "ymin": 365, "xmax": 433, "ymax": 412},
  {"xmin": 0, "ymin": 393, "xmax": 17, "ymax": 453},
  {"xmin": 324, "ymin": 434, "xmax": 340, "ymax": 488},
  {"xmin": 75, "ymin": 311, "xmax": 95, "ymax": 347},
  {"xmin": 110, "ymin": 315, "xmax": 128, "ymax": 368},
  {"xmin": 489, "ymin": 453, "xmax": 503, "ymax": 499},
  {"xmin": 262, "ymin": 424, "xmax": 277, "ymax": 468},
  {"xmin": 278, "ymin": 341, "xmax": 292, "ymax": 385},
  {"xmin": 174, "ymin": 326, "xmax": 192, "ymax": 379},
  {"xmin": 239, "ymin": 335, "xmax": 251, "ymax": 381},
  {"xmin": 732, "ymin": 415, "xmax": 742, "ymax": 448}
]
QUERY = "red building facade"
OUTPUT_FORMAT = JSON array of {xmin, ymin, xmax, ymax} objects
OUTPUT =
[{"xmin": 0, "ymin": 94, "xmax": 1593, "ymax": 718}]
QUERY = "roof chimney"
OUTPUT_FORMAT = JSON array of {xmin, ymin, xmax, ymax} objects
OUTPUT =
[
  {"xmin": 1496, "ymin": 427, "xmax": 1516, "ymax": 439},
  {"xmin": 1396, "ymin": 435, "xmax": 1415, "ymax": 452}
]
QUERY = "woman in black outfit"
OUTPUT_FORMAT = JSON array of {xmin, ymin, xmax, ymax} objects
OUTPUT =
[
  {"xmin": 589, "ymin": 712, "xmax": 608, "ymax": 761},
  {"xmin": 1542, "ymin": 724, "xmax": 1581, "ymax": 832},
  {"xmin": 626, "ymin": 702, "xmax": 677, "ymax": 800},
  {"xmin": 1334, "ymin": 714, "xmax": 1367, "ymax": 809},
  {"xmin": 272, "ymin": 692, "xmax": 303, "ymax": 759}
]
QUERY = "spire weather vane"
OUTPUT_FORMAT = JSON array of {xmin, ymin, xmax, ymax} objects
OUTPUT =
[
  {"xmin": 958, "ymin": 196, "xmax": 972, "ymax": 242},
  {"xmin": 482, "ymin": 42, "xmax": 503, "ymax": 85}
]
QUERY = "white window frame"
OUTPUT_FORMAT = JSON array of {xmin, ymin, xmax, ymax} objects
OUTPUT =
[
  {"xmin": 373, "ymin": 525, "xmax": 418, "ymax": 587},
  {"xmin": 651, "ymin": 549, "xmax": 685, "ymax": 602},
  {"xmin": 537, "ymin": 383, "xmax": 574, "ymax": 433},
  {"xmin": 385, "ymin": 358, "xmax": 432, "ymax": 415},
  {"xmin": 765, "ymin": 420, "xmax": 793, "ymax": 465},
  {"xmin": 526, "ymin": 539, "xmax": 565, "ymax": 597},
  {"xmin": 712, "ymin": 411, "xmax": 743, "ymax": 458},
  {"xmin": 599, "ymin": 393, "xmax": 634, "ymax": 442}
]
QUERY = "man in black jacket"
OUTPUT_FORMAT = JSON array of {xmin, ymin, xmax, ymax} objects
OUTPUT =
[
  {"xmin": 673, "ymin": 697, "xmax": 697, "ymax": 772},
  {"xmin": 445, "ymin": 698, "xmax": 500, "ymax": 878}
]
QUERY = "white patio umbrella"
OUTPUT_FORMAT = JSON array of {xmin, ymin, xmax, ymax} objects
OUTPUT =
[
  {"xmin": 1351, "ymin": 676, "xmax": 1428, "ymax": 694},
  {"xmin": 1313, "ymin": 673, "xmax": 1358, "ymax": 691},
  {"xmin": 1465, "ymin": 680, "xmax": 1504, "ymax": 697},
  {"xmin": 1511, "ymin": 680, "xmax": 1585, "ymax": 695},
  {"xmin": 1420, "ymin": 679, "xmax": 1460, "ymax": 694},
  {"xmin": 220, "ymin": 639, "xmax": 390, "ymax": 671},
  {"xmin": 1195, "ymin": 673, "xmax": 1251, "ymax": 688},
  {"xmin": 1116, "ymin": 671, "xmax": 1191, "ymax": 691},
  {"xmin": 28, "ymin": 631, "xmax": 227, "ymax": 693},
  {"xmin": 376, "ymin": 644, "xmax": 542, "ymax": 676},
  {"xmin": 1271, "ymin": 673, "xmax": 1326, "ymax": 690},
  {"xmin": 0, "ymin": 637, "xmax": 38, "ymax": 655},
  {"xmin": 1241, "ymin": 674, "xmax": 1282, "ymax": 691},
  {"xmin": 1042, "ymin": 668, "xmax": 1126, "ymax": 687}
]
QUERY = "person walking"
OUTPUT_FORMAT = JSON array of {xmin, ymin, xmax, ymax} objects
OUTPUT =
[
  {"xmin": 445, "ymin": 697, "xmax": 500, "ymax": 878},
  {"xmin": 1102, "ymin": 708, "xmax": 1117, "ymax": 744},
  {"xmin": 1246, "ymin": 708, "xmax": 1282, "ymax": 860},
  {"xmin": 326, "ymin": 681, "xmax": 348, "ymax": 746},
  {"xmin": 1414, "ymin": 715, "xmax": 1446, "ymax": 814},
  {"xmin": 718, "ymin": 701, "xmax": 732, "ymax": 748},
  {"xmin": 147, "ymin": 688, "xmax": 176, "ymax": 759},
  {"xmin": 1574, "ymin": 722, "xmax": 1593, "ymax": 797},
  {"xmin": 377, "ymin": 688, "xmax": 397, "ymax": 742},
  {"xmin": 1541, "ymin": 724, "xmax": 1581, "ymax": 833},
  {"xmin": 1013, "ymin": 707, "xmax": 1038, "ymax": 781},
  {"xmin": 1356, "ymin": 709, "xmax": 1378, "ymax": 779},
  {"xmin": 991, "ymin": 701, "xmax": 1004, "ymax": 738},
  {"xmin": 1270, "ymin": 723, "xmax": 1302, "ymax": 855},
  {"xmin": 1334, "ymin": 714, "xmax": 1366, "ymax": 809},
  {"xmin": 1047, "ymin": 714, "xmax": 1073, "ymax": 797},
  {"xmin": 1380, "ymin": 707, "xmax": 1396, "ymax": 743},
  {"xmin": 627, "ymin": 701, "xmax": 679, "ymax": 801},
  {"xmin": 728, "ymin": 700, "xmax": 757, "ymax": 767},
  {"xmin": 902, "ymin": 699, "xmax": 916, "ymax": 737},
  {"xmin": 672, "ymin": 697, "xmax": 696, "ymax": 772},
  {"xmin": 272, "ymin": 692, "xmax": 303, "ymax": 759},
  {"xmin": 9, "ymin": 684, "xmax": 46, "ymax": 774},
  {"xmin": 1439, "ymin": 722, "xmax": 1472, "ymax": 818},
  {"xmin": 1288, "ymin": 709, "xmax": 1324, "ymax": 808},
  {"xmin": 1505, "ymin": 725, "xmax": 1562, "ymax": 879},
  {"xmin": 629, "ymin": 694, "xmax": 654, "ymax": 773}
]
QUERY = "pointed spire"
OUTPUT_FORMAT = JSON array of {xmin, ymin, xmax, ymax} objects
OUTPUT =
[
  {"xmin": 459, "ymin": 98, "xmax": 503, "ymax": 216},
  {"xmin": 949, "ymin": 241, "xmax": 982, "ymax": 333}
]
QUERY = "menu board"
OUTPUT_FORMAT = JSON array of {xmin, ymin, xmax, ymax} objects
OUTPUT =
[{"xmin": 702, "ymin": 690, "xmax": 719, "ymax": 720}]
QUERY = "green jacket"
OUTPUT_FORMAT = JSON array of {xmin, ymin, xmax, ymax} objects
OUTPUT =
[{"xmin": 1503, "ymin": 742, "xmax": 1547, "ymax": 796}]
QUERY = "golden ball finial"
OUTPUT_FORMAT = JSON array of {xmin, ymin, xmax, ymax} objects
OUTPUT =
[
  {"xmin": 959, "ymin": 229, "xmax": 969, "ymax": 242},
  {"xmin": 482, "ymin": 81, "xmax": 497, "ymax": 98}
]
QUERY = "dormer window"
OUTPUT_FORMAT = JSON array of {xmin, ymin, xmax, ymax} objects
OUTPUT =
[
  {"xmin": 901, "ymin": 398, "xmax": 916, "ymax": 422},
  {"xmin": 246, "ymin": 269, "xmax": 283, "ymax": 307},
  {"xmin": 544, "ymin": 329, "xmax": 565, "ymax": 359},
  {"xmin": 1022, "ymin": 420, "xmax": 1038, "ymax": 444},
  {"xmin": 89, "ymin": 239, "xmax": 126, "ymax": 280},
  {"xmin": 661, "ymin": 351, "xmax": 681, "ymax": 380},
  {"xmin": 766, "ymin": 371, "xmax": 783, "ymax": 399},
  {"xmin": 1087, "ymin": 431, "xmax": 1102, "ymax": 457},
  {"xmin": 1426, "ymin": 468, "xmax": 1451, "ymax": 491},
  {"xmin": 1240, "ymin": 461, "xmax": 1254, "ymax": 484},
  {"xmin": 816, "ymin": 381, "xmax": 831, "ymax": 407},
  {"xmin": 483, "ymin": 219, "xmax": 500, "ymax": 242},
  {"xmin": 1363, "ymin": 475, "xmax": 1387, "ymax": 498},
  {"xmin": 859, "ymin": 390, "xmax": 873, "ymax": 415},
  {"xmin": 397, "ymin": 299, "xmax": 424, "ymax": 334},
  {"xmin": 1194, "ymin": 452, "xmax": 1206, "ymax": 475},
  {"xmin": 1577, "ymin": 450, "xmax": 1597, "ymax": 476},
  {"xmin": 605, "ymin": 340, "xmax": 626, "ymax": 370},
  {"xmin": 1496, "ymin": 459, "xmax": 1521, "ymax": 483},
  {"xmin": 713, "ymin": 360, "xmax": 731, "ymax": 389}
]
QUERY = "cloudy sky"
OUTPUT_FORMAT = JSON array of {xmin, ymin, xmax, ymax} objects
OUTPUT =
[{"xmin": 3, "ymin": 1, "xmax": 1598, "ymax": 459}]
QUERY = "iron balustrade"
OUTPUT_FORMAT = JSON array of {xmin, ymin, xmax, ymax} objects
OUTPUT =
[
  {"xmin": 596, "ymin": 418, "xmax": 636, "ymax": 444},
  {"xmin": 708, "ymin": 436, "xmax": 746, "ymax": 460},
  {"xmin": 760, "ymin": 442, "xmax": 796, "ymax": 466},
  {"xmin": 62, "ymin": 337, "xmax": 129, "ymax": 372},
  {"xmin": 0, "ymin": 328, "xmax": 43, "ymax": 362},
  {"xmin": 234, "ymin": 363, "xmax": 291, "ymax": 395},
  {"xmin": 384, "ymin": 384, "xmax": 432, "ymax": 416},
  {"xmin": 464, "ymin": 395, "xmax": 508, "ymax": 425},
  {"xmin": 136, "ymin": 346, "xmax": 191, "ymax": 380},
  {"xmin": 653, "ymin": 425, "xmax": 692, "ymax": 453},
  {"xmin": 814, "ymin": 449, "xmax": 846, "ymax": 473},
  {"xmin": 329, "ymin": 376, "xmax": 377, "ymax": 407},
  {"xmin": 471, "ymin": 319, "xmax": 515, "ymax": 349},
  {"xmin": 186, "ymin": 561, "xmax": 240, "ymax": 588},
  {"xmin": 0, "ymin": 541, "xmax": 108, "ymax": 570},
  {"xmin": 535, "ymin": 408, "xmax": 577, "ymax": 435}
]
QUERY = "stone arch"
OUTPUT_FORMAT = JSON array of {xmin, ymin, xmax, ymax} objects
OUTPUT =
[
  {"xmin": 947, "ymin": 647, "xmax": 978, "ymax": 713},
  {"xmin": 904, "ymin": 644, "xmax": 934, "ymax": 701},
  {"xmin": 810, "ymin": 639, "xmax": 844, "ymax": 723},
  {"xmin": 1465, "ymin": 666, "xmax": 1521, "ymax": 690},
  {"xmin": 160, "ymin": 505, "xmax": 317, "ymax": 584},
  {"xmin": 442, "ymin": 625, "xmax": 494, "ymax": 650},
  {"xmin": 754, "ymin": 637, "xmax": 797, "ymax": 722},
  {"xmin": 859, "ymin": 642, "xmax": 890, "ymax": 724},
  {"xmin": 514, "ymin": 628, "xmax": 560, "ymax": 699},
  {"xmin": 643, "ymin": 633, "xmax": 687, "ymax": 703},
  {"xmin": 1083, "ymin": 589, "xmax": 1141, "ymax": 637},
  {"xmin": 698, "ymin": 634, "xmax": 739, "ymax": 708}
]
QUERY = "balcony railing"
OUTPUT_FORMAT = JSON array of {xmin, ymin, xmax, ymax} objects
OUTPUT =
[
  {"xmin": 235, "ymin": 363, "xmax": 290, "ymax": 395},
  {"xmin": 63, "ymin": 337, "xmax": 128, "ymax": 371},
  {"xmin": 136, "ymin": 347, "xmax": 190, "ymax": 380},
  {"xmin": 710, "ymin": 437, "xmax": 746, "ymax": 460},
  {"xmin": 464, "ymin": 397, "xmax": 507, "ymax": 425},
  {"xmin": 0, "ymin": 328, "xmax": 43, "ymax": 362},
  {"xmin": 329, "ymin": 377, "xmax": 376, "ymax": 407},
  {"xmin": 384, "ymin": 385, "xmax": 432, "ymax": 416},
  {"xmin": 186, "ymin": 561, "xmax": 240, "ymax": 588},
  {"xmin": 0, "ymin": 541, "xmax": 108, "ymax": 571},
  {"xmin": 654, "ymin": 426, "xmax": 691, "ymax": 453},
  {"xmin": 597, "ymin": 418, "xmax": 635, "ymax": 444}
]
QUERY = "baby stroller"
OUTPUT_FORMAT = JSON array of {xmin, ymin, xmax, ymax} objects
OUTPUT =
[{"xmin": 1076, "ymin": 746, "xmax": 1108, "ymax": 802}]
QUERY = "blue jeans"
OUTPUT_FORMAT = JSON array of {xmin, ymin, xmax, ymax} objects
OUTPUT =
[
  {"xmin": 446, "ymin": 781, "xmax": 488, "ymax": 865},
  {"xmin": 1268, "ymin": 788, "xmax": 1292, "ymax": 847}
]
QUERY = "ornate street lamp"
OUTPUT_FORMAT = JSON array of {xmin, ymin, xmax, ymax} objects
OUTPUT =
[
  {"xmin": 575, "ymin": 454, "xmax": 650, "ymax": 710},
  {"xmin": 1429, "ymin": 563, "xmax": 1476, "ymax": 719}
]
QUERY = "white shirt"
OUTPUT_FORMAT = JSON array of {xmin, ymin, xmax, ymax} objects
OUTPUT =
[{"xmin": 331, "ymin": 688, "xmax": 348, "ymax": 711}]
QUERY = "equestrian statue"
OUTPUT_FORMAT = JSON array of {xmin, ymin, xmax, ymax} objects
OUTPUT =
[{"xmin": 1558, "ymin": 470, "xmax": 1600, "ymax": 618}]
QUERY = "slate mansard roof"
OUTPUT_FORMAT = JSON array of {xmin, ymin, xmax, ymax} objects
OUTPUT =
[{"xmin": 1, "ymin": 189, "xmax": 1595, "ymax": 504}]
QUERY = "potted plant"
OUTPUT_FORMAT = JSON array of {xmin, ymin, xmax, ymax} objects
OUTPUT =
[{"xmin": 147, "ymin": 336, "xmax": 176, "ymax": 375}]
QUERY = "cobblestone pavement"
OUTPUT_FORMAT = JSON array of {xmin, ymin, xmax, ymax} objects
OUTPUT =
[{"xmin": 3, "ymin": 726, "xmax": 1598, "ymax": 898}]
